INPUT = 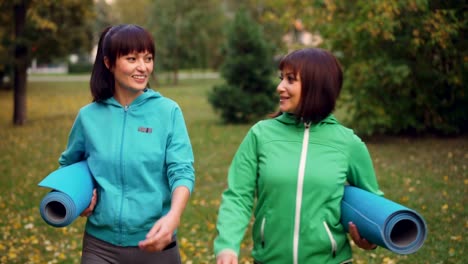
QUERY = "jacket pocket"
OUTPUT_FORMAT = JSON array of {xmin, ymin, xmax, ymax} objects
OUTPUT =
[
  {"xmin": 253, "ymin": 215, "xmax": 267, "ymax": 250},
  {"xmin": 323, "ymin": 221, "xmax": 337, "ymax": 258},
  {"xmin": 126, "ymin": 190, "xmax": 163, "ymax": 233},
  {"xmin": 260, "ymin": 217, "xmax": 266, "ymax": 248}
]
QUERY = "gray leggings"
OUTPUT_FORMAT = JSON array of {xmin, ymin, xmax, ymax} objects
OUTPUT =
[{"xmin": 81, "ymin": 233, "xmax": 181, "ymax": 264}]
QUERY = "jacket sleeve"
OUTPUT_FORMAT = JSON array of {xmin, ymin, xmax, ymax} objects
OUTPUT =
[
  {"xmin": 58, "ymin": 112, "xmax": 86, "ymax": 168},
  {"xmin": 166, "ymin": 105, "xmax": 195, "ymax": 194},
  {"xmin": 214, "ymin": 127, "xmax": 259, "ymax": 257},
  {"xmin": 347, "ymin": 134, "xmax": 384, "ymax": 196}
]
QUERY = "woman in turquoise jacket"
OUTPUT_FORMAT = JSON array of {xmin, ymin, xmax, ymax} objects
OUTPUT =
[
  {"xmin": 214, "ymin": 48, "xmax": 383, "ymax": 264},
  {"xmin": 59, "ymin": 25, "xmax": 195, "ymax": 264}
]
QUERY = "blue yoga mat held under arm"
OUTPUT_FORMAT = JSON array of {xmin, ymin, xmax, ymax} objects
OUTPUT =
[
  {"xmin": 341, "ymin": 185, "xmax": 427, "ymax": 255},
  {"xmin": 38, "ymin": 161, "xmax": 94, "ymax": 227}
]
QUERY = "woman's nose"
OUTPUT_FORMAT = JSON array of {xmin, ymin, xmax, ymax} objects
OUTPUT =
[
  {"xmin": 136, "ymin": 60, "xmax": 147, "ymax": 71},
  {"xmin": 277, "ymin": 81, "xmax": 285, "ymax": 93}
]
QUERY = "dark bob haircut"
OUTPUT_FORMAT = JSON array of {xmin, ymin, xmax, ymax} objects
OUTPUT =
[
  {"xmin": 277, "ymin": 48, "xmax": 343, "ymax": 124},
  {"xmin": 90, "ymin": 24, "xmax": 155, "ymax": 102}
]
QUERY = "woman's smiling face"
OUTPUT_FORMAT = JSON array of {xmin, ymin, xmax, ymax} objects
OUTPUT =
[
  {"xmin": 109, "ymin": 50, "xmax": 154, "ymax": 93},
  {"xmin": 277, "ymin": 69, "xmax": 301, "ymax": 114}
]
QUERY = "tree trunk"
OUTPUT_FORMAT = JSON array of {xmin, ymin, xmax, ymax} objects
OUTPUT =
[
  {"xmin": 13, "ymin": 2, "xmax": 29, "ymax": 125},
  {"xmin": 0, "ymin": 71, "xmax": 4, "ymax": 89}
]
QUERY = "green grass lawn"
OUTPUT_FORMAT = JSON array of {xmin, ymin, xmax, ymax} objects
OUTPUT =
[{"xmin": 0, "ymin": 78, "xmax": 466, "ymax": 264}]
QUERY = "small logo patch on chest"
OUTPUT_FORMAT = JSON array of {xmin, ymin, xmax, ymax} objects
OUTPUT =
[{"xmin": 138, "ymin": 127, "xmax": 153, "ymax": 133}]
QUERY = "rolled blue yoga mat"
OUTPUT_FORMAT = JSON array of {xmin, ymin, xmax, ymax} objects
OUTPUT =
[
  {"xmin": 341, "ymin": 186, "xmax": 427, "ymax": 255},
  {"xmin": 38, "ymin": 161, "xmax": 94, "ymax": 227}
]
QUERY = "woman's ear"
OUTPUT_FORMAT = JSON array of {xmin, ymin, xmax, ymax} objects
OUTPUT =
[{"xmin": 104, "ymin": 57, "xmax": 111, "ymax": 70}]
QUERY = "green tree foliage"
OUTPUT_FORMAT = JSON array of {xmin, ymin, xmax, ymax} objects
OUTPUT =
[
  {"xmin": 97, "ymin": 0, "xmax": 227, "ymax": 84},
  {"xmin": 93, "ymin": 0, "xmax": 118, "ymax": 39},
  {"xmin": 21, "ymin": 0, "xmax": 94, "ymax": 64},
  {"xmin": 223, "ymin": 0, "xmax": 318, "ymax": 54},
  {"xmin": 0, "ymin": 0, "xmax": 95, "ymax": 124},
  {"xmin": 229, "ymin": 0, "xmax": 466, "ymax": 135},
  {"xmin": 0, "ymin": 2, "xmax": 12, "ymax": 89},
  {"xmin": 148, "ymin": 0, "xmax": 225, "ymax": 84},
  {"xmin": 309, "ymin": 0, "xmax": 467, "ymax": 135},
  {"xmin": 208, "ymin": 10, "xmax": 277, "ymax": 123},
  {"xmin": 112, "ymin": 0, "xmax": 151, "ymax": 27}
]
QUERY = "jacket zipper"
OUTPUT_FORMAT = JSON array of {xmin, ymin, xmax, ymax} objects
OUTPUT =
[
  {"xmin": 323, "ymin": 221, "xmax": 337, "ymax": 257},
  {"xmin": 293, "ymin": 122, "xmax": 310, "ymax": 264},
  {"xmin": 118, "ymin": 105, "xmax": 129, "ymax": 244}
]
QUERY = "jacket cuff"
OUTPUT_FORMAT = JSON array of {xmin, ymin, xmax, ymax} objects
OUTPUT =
[
  {"xmin": 216, "ymin": 249, "xmax": 238, "ymax": 258},
  {"xmin": 171, "ymin": 179, "xmax": 194, "ymax": 194}
]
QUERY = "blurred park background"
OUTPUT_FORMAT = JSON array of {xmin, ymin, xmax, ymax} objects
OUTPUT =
[{"xmin": 0, "ymin": 0, "xmax": 466, "ymax": 263}]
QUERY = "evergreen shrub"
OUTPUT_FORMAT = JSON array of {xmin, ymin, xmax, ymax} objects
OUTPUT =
[{"xmin": 208, "ymin": 10, "xmax": 277, "ymax": 123}]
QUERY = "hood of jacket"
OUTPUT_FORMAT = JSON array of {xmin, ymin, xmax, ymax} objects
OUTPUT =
[
  {"xmin": 275, "ymin": 112, "xmax": 339, "ymax": 127},
  {"xmin": 102, "ymin": 88, "xmax": 162, "ymax": 108}
]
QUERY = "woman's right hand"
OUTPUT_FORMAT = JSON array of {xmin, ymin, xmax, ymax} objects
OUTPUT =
[
  {"xmin": 80, "ymin": 189, "xmax": 97, "ymax": 217},
  {"xmin": 216, "ymin": 251, "xmax": 238, "ymax": 264}
]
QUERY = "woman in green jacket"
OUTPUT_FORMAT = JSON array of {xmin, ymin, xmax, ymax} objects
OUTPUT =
[{"xmin": 214, "ymin": 48, "xmax": 383, "ymax": 264}]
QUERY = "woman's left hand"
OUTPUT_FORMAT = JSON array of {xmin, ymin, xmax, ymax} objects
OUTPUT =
[
  {"xmin": 80, "ymin": 189, "xmax": 97, "ymax": 217},
  {"xmin": 348, "ymin": 222, "xmax": 378, "ymax": 250},
  {"xmin": 138, "ymin": 213, "xmax": 179, "ymax": 252}
]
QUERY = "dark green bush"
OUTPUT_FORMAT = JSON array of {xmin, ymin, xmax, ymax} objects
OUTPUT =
[
  {"xmin": 315, "ymin": 1, "xmax": 467, "ymax": 136},
  {"xmin": 68, "ymin": 62, "xmax": 93, "ymax": 74},
  {"xmin": 208, "ymin": 10, "xmax": 277, "ymax": 123}
]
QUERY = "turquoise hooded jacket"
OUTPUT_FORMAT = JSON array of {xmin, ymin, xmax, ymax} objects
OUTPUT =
[
  {"xmin": 59, "ymin": 88, "xmax": 195, "ymax": 246},
  {"xmin": 214, "ymin": 113, "xmax": 382, "ymax": 264}
]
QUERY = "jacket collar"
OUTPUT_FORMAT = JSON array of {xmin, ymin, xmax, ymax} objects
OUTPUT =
[
  {"xmin": 275, "ymin": 112, "xmax": 339, "ymax": 127},
  {"xmin": 103, "ymin": 88, "xmax": 161, "ymax": 108}
]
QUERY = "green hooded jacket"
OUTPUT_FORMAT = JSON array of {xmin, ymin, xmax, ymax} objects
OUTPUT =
[{"xmin": 214, "ymin": 113, "xmax": 383, "ymax": 264}]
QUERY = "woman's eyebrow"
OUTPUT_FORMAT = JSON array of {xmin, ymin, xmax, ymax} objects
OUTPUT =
[{"xmin": 280, "ymin": 70, "xmax": 294, "ymax": 75}]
